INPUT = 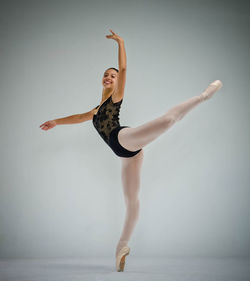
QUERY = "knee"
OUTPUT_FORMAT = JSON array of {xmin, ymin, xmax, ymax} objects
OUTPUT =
[
  {"xmin": 162, "ymin": 115, "xmax": 177, "ymax": 128},
  {"xmin": 125, "ymin": 197, "xmax": 140, "ymax": 207}
]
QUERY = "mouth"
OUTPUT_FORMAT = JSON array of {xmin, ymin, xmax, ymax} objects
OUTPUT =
[{"xmin": 104, "ymin": 81, "xmax": 112, "ymax": 85}]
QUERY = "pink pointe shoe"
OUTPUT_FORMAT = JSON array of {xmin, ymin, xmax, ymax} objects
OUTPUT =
[
  {"xmin": 116, "ymin": 246, "xmax": 130, "ymax": 272},
  {"xmin": 201, "ymin": 80, "xmax": 223, "ymax": 101}
]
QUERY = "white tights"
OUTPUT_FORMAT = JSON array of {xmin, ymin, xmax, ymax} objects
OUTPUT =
[{"xmin": 115, "ymin": 80, "xmax": 222, "ymax": 257}]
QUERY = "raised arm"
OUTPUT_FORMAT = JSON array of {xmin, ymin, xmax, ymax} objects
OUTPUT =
[
  {"xmin": 106, "ymin": 29, "xmax": 127, "ymax": 101},
  {"xmin": 117, "ymin": 39, "xmax": 127, "ymax": 70}
]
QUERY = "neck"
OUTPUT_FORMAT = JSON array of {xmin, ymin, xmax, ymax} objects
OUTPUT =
[{"xmin": 102, "ymin": 87, "xmax": 115, "ymax": 99}]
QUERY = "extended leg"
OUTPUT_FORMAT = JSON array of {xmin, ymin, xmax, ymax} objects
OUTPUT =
[
  {"xmin": 118, "ymin": 80, "xmax": 223, "ymax": 151},
  {"xmin": 115, "ymin": 150, "xmax": 144, "ymax": 258}
]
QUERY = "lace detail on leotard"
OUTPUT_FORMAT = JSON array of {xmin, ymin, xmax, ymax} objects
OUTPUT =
[{"xmin": 92, "ymin": 95, "xmax": 123, "ymax": 144}]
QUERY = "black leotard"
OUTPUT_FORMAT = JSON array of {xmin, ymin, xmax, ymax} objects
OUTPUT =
[{"xmin": 92, "ymin": 95, "xmax": 142, "ymax": 158}]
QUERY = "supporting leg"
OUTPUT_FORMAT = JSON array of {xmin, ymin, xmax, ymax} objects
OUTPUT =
[{"xmin": 115, "ymin": 150, "xmax": 144, "ymax": 258}]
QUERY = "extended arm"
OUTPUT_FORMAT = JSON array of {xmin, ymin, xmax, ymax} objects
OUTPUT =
[
  {"xmin": 54, "ymin": 105, "xmax": 98, "ymax": 125},
  {"xmin": 40, "ymin": 107, "xmax": 96, "ymax": 130},
  {"xmin": 54, "ymin": 113, "xmax": 89, "ymax": 125}
]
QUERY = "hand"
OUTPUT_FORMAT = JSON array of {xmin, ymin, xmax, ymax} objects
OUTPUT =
[
  {"xmin": 39, "ymin": 120, "xmax": 57, "ymax": 131},
  {"xmin": 106, "ymin": 29, "xmax": 124, "ymax": 43}
]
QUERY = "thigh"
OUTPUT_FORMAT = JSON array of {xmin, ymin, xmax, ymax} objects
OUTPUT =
[
  {"xmin": 120, "ymin": 149, "xmax": 144, "ymax": 202},
  {"xmin": 109, "ymin": 126, "xmax": 142, "ymax": 157},
  {"xmin": 118, "ymin": 115, "xmax": 174, "ymax": 151}
]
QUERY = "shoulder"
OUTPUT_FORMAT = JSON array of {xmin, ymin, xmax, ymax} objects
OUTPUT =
[{"xmin": 90, "ymin": 105, "xmax": 99, "ymax": 116}]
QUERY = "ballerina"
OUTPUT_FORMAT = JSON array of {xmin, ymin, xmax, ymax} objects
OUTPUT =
[{"xmin": 40, "ymin": 29, "xmax": 223, "ymax": 272}]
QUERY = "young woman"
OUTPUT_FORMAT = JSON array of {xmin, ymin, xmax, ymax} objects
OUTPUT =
[{"xmin": 40, "ymin": 29, "xmax": 223, "ymax": 272}]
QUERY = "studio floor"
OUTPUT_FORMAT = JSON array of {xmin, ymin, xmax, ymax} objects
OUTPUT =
[{"xmin": 0, "ymin": 257, "xmax": 249, "ymax": 281}]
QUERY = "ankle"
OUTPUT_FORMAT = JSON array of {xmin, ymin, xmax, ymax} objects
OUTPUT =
[{"xmin": 116, "ymin": 240, "xmax": 129, "ymax": 257}]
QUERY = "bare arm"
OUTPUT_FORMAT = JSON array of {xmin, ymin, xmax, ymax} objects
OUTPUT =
[
  {"xmin": 117, "ymin": 39, "xmax": 127, "ymax": 70},
  {"xmin": 106, "ymin": 29, "xmax": 127, "ymax": 70},
  {"xmin": 55, "ymin": 105, "xmax": 98, "ymax": 125},
  {"xmin": 106, "ymin": 29, "xmax": 127, "ymax": 101},
  {"xmin": 54, "ymin": 111, "xmax": 92, "ymax": 125},
  {"xmin": 40, "ymin": 107, "xmax": 96, "ymax": 130},
  {"xmin": 115, "ymin": 41, "xmax": 127, "ymax": 101}
]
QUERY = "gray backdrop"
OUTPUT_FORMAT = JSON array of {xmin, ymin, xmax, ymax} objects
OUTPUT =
[{"xmin": 0, "ymin": 0, "xmax": 249, "ymax": 258}]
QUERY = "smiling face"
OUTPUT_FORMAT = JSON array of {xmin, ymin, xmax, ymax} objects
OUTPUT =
[{"xmin": 102, "ymin": 68, "xmax": 118, "ymax": 90}]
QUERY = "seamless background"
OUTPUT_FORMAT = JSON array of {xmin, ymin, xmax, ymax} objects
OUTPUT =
[{"xmin": 0, "ymin": 0, "xmax": 249, "ymax": 258}]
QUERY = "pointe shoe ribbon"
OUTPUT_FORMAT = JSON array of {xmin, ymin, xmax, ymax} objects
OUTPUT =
[{"xmin": 116, "ymin": 246, "xmax": 130, "ymax": 272}]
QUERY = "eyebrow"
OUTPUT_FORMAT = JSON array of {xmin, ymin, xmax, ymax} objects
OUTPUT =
[{"xmin": 104, "ymin": 72, "xmax": 116, "ymax": 75}]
